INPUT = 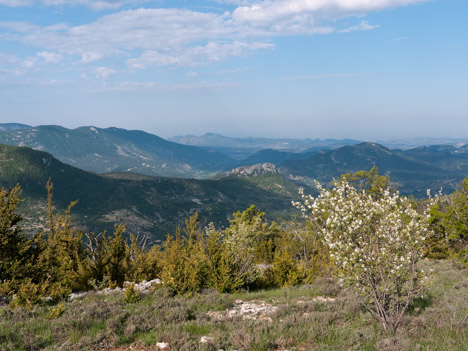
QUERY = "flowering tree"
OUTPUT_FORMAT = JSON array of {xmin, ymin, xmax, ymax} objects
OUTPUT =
[{"xmin": 293, "ymin": 179, "xmax": 437, "ymax": 332}]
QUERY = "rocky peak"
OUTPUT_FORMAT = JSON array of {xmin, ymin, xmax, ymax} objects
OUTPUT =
[{"xmin": 230, "ymin": 163, "xmax": 280, "ymax": 177}]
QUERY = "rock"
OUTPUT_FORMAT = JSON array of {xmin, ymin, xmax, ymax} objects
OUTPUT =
[
  {"xmin": 67, "ymin": 278, "xmax": 164, "ymax": 301},
  {"xmin": 200, "ymin": 336, "xmax": 215, "ymax": 343},
  {"xmin": 208, "ymin": 299, "xmax": 278, "ymax": 321},
  {"xmin": 122, "ymin": 279, "xmax": 162, "ymax": 293},
  {"xmin": 156, "ymin": 341, "xmax": 170, "ymax": 350},
  {"xmin": 312, "ymin": 296, "xmax": 336, "ymax": 303},
  {"xmin": 230, "ymin": 163, "xmax": 280, "ymax": 177},
  {"xmin": 68, "ymin": 292, "xmax": 88, "ymax": 301}
]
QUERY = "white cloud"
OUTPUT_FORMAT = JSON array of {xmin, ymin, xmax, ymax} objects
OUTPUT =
[
  {"xmin": 232, "ymin": 0, "xmax": 429, "ymax": 23},
  {"xmin": 0, "ymin": 0, "xmax": 155, "ymax": 10},
  {"xmin": 187, "ymin": 70, "xmax": 198, "ymax": 78},
  {"xmin": 91, "ymin": 80, "xmax": 237, "ymax": 92},
  {"xmin": 0, "ymin": 52, "xmax": 37, "ymax": 77},
  {"xmin": 0, "ymin": 1, "xmax": 429, "ymax": 71},
  {"xmin": 37, "ymin": 51, "xmax": 63, "ymax": 63},
  {"xmin": 94, "ymin": 66, "xmax": 115, "ymax": 79},
  {"xmin": 81, "ymin": 52, "xmax": 102, "ymax": 63},
  {"xmin": 38, "ymin": 79, "xmax": 73, "ymax": 86},
  {"xmin": 339, "ymin": 21, "xmax": 379, "ymax": 33},
  {"xmin": 127, "ymin": 41, "xmax": 274, "ymax": 68},
  {"xmin": 0, "ymin": 0, "xmax": 33, "ymax": 6}
]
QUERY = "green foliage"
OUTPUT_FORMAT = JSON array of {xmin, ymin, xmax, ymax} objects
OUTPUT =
[
  {"xmin": 205, "ymin": 224, "xmax": 251, "ymax": 293},
  {"xmin": 125, "ymin": 234, "xmax": 162, "ymax": 283},
  {"xmin": 428, "ymin": 177, "xmax": 468, "ymax": 265},
  {"xmin": 9, "ymin": 278, "xmax": 45, "ymax": 309},
  {"xmin": 0, "ymin": 143, "xmax": 301, "ymax": 241},
  {"xmin": 124, "ymin": 283, "xmax": 141, "ymax": 303},
  {"xmin": 272, "ymin": 249, "xmax": 304, "ymax": 288},
  {"xmin": 160, "ymin": 214, "xmax": 208, "ymax": 295},
  {"xmin": 0, "ymin": 185, "xmax": 43, "ymax": 295},
  {"xmin": 275, "ymin": 221, "xmax": 334, "ymax": 284},
  {"xmin": 84, "ymin": 225, "xmax": 130, "ymax": 288},
  {"xmin": 47, "ymin": 303, "xmax": 65, "ymax": 319},
  {"xmin": 102, "ymin": 224, "xmax": 128, "ymax": 286},
  {"xmin": 39, "ymin": 180, "xmax": 88, "ymax": 294},
  {"xmin": 339, "ymin": 166, "xmax": 391, "ymax": 198},
  {"xmin": 225, "ymin": 205, "xmax": 281, "ymax": 265},
  {"xmin": 295, "ymin": 177, "xmax": 437, "ymax": 333}
]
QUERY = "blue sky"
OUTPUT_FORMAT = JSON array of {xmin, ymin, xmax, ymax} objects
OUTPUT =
[{"xmin": 0, "ymin": 0, "xmax": 467, "ymax": 140}]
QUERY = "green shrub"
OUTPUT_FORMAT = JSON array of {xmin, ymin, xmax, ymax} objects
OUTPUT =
[
  {"xmin": 160, "ymin": 214, "xmax": 208, "ymax": 295},
  {"xmin": 272, "ymin": 250, "xmax": 304, "ymax": 288},
  {"xmin": 47, "ymin": 302, "xmax": 65, "ymax": 319},
  {"xmin": 9, "ymin": 278, "xmax": 45, "ymax": 309},
  {"xmin": 124, "ymin": 283, "xmax": 141, "ymax": 303},
  {"xmin": 0, "ymin": 185, "xmax": 43, "ymax": 296}
]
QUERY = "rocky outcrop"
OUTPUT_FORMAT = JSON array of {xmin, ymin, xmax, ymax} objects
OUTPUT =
[
  {"xmin": 68, "ymin": 279, "xmax": 162, "ymax": 301},
  {"xmin": 207, "ymin": 299, "xmax": 278, "ymax": 322},
  {"xmin": 230, "ymin": 163, "xmax": 280, "ymax": 177}
]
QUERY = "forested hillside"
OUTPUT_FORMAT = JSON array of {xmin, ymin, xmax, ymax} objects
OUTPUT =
[
  {"xmin": 0, "ymin": 144, "xmax": 301, "ymax": 239},
  {"xmin": 0, "ymin": 125, "xmax": 235, "ymax": 178}
]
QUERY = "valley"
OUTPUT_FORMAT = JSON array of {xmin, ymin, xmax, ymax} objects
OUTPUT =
[{"xmin": 1, "ymin": 123, "xmax": 468, "ymax": 239}]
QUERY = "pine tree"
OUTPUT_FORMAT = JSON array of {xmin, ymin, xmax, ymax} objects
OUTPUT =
[
  {"xmin": 0, "ymin": 185, "xmax": 42, "ymax": 294},
  {"xmin": 39, "ymin": 181, "xmax": 88, "ymax": 295}
]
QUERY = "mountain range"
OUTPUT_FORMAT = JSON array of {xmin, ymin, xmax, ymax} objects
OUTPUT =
[
  {"xmin": 1, "ymin": 123, "xmax": 467, "ymax": 228},
  {"xmin": 169, "ymin": 132, "xmax": 361, "ymax": 159},
  {"xmin": 0, "ymin": 125, "xmax": 235, "ymax": 178},
  {"xmin": 0, "ymin": 143, "xmax": 302, "ymax": 240},
  {"xmin": 0, "ymin": 123, "xmax": 32, "ymax": 131},
  {"xmin": 280, "ymin": 143, "xmax": 468, "ymax": 197}
]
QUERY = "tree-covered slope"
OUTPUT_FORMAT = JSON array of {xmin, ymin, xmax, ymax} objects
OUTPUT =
[
  {"xmin": 281, "ymin": 142, "xmax": 468, "ymax": 198},
  {"xmin": 0, "ymin": 125, "xmax": 235, "ymax": 178},
  {"xmin": 0, "ymin": 144, "xmax": 299, "ymax": 240}
]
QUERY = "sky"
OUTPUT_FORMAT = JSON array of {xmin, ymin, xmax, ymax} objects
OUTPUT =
[{"xmin": 0, "ymin": 0, "xmax": 467, "ymax": 140}]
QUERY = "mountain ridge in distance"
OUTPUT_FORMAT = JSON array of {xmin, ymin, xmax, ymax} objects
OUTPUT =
[
  {"xmin": 0, "ymin": 143, "xmax": 300, "ymax": 240},
  {"xmin": 0, "ymin": 124, "xmax": 236, "ymax": 178},
  {"xmin": 281, "ymin": 142, "xmax": 468, "ymax": 197},
  {"xmin": 0, "ymin": 123, "xmax": 32, "ymax": 131},
  {"xmin": 2, "ymin": 123, "xmax": 468, "ymax": 198},
  {"xmin": 169, "ymin": 132, "xmax": 361, "ymax": 152}
]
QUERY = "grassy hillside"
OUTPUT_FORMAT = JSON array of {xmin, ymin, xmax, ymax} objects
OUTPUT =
[
  {"xmin": 0, "ymin": 260, "xmax": 466, "ymax": 351},
  {"xmin": 0, "ymin": 144, "xmax": 300, "ymax": 240}
]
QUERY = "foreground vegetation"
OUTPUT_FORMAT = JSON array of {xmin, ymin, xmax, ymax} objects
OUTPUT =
[
  {"xmin": 0, "ymin": 260, "xmax": 466, "ymax": 351},
  {"xmin": 0, "ymin": 168, "xmax": 467, "ymax": 349}
]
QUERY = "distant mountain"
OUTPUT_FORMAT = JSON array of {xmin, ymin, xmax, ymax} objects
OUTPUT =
[
  {"xmin": 237, "ymin": 149, "xmax": 316, "ymax": 167},
  {"xmin": 230, "ymin": 163, "xmax": 281, "ymax": 177},
  {"xmin": 220, "ymin": 163, "xmax": 311, "ymax": 199},
  {"xmin": 379, "ymin": 138, "xmax": 468, "ymax": 150},
  {"xmin": 0, "ymin": 144, "xmax": 300, "ymax": 240},
  {"xmin": 0, "ymin": 123, "xmax": 32, "ymax": 131},
  {"xmin": 169, "ymin": 133, "xmax": 361, "ymax": 159},
  {"xmin": 0, "ymin": 125, "xmax": 235, "ymax": 178},
  {"xmin": 402, "ymin": 145, "xmax": 468, "ymax": 164},
  {"xmin": 280, "ymin": 142, "xmax": 468, "ymax": 197}
]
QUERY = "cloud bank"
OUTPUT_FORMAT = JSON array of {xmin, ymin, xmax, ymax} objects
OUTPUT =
[{"xmin": 0, "ymin": 0, "xmax": 429, "ymax": 85}]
